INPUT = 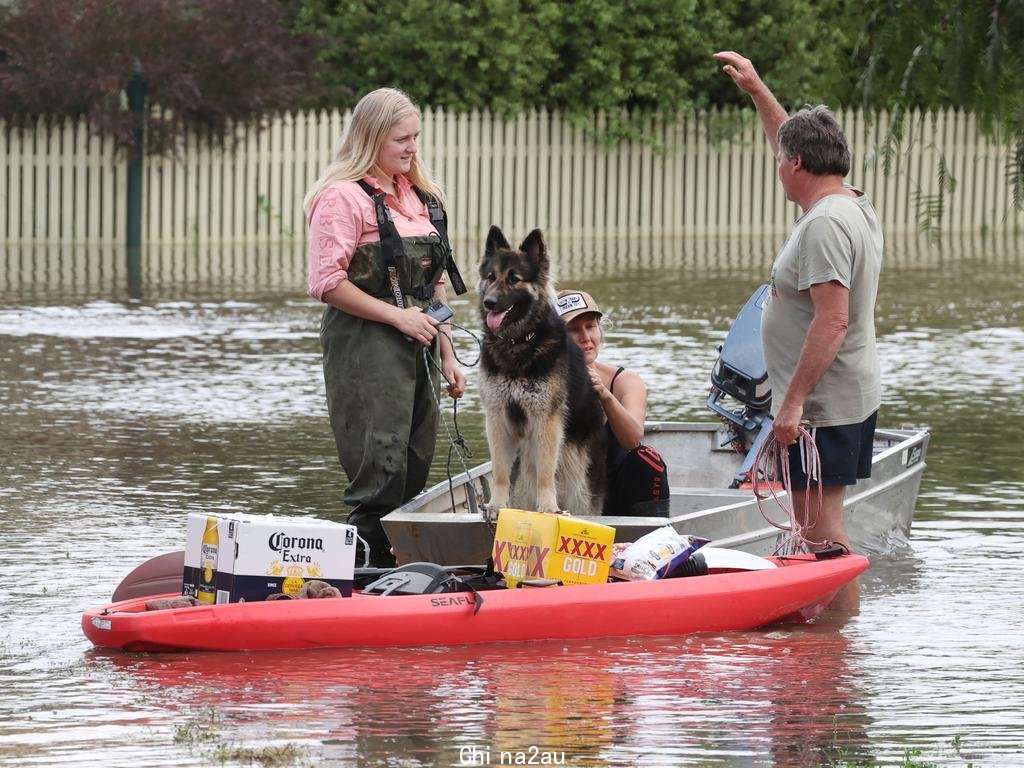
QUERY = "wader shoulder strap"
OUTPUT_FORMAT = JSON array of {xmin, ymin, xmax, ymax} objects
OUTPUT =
[
  {"xmin": 415, "ymin": 188, "xmax": 467, "ymax": 296},
  {"xmin": 357, "ymin": 179, "xmax": 406, "ymax": 309}
]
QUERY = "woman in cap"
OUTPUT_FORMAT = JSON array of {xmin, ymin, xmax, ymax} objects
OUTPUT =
[{"xmin": 556, "ymin": 289, "xmax": 670, "ymax": 515}]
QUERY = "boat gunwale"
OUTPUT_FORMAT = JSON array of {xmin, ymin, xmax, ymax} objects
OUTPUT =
[{"xmin": 386, "ymin": 424, "xmax": 930, "ymax": 526}]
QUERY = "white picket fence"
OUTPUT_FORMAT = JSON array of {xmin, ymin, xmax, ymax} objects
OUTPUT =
[{"xmin": 1, "ymin": 107, "xmax": 1020, "ymax": 245}]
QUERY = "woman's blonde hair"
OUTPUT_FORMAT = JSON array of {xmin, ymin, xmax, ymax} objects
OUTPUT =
[{"xmin": 303, "ymin": 87, "xmax": 445, "ymax": 217}]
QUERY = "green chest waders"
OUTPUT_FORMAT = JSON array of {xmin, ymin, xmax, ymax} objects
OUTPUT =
[{"xmin": 319, "ymin": 191, "xmax": 464, "ymax": 567}]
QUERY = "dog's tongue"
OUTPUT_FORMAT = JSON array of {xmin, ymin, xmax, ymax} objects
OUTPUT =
[{"xmin": 486, "ymin": 309, "xmax": 509, "ymax": 331}]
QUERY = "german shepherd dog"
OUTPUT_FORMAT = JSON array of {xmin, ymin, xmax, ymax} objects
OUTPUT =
[{"xmin": 477, "ymin": 226, "xmax": 606, "ymax": 515}]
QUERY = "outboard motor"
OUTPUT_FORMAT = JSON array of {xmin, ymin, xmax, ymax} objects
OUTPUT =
[{"xmin": 707, "ymin": 284, "xmax": 773, "ymax": 488}]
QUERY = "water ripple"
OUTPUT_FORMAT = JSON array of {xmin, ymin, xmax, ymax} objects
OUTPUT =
[{"xmin": 2, "ymin": 250, "xmax": 1024, "ymax": 767}]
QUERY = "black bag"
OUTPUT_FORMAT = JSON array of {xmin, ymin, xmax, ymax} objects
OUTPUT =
[{"xmin": 606, "ymin": 444, "xmax": 671, "ymax": 516}]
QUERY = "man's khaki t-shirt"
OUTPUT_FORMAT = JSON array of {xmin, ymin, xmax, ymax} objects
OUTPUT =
[{"xmin": 761, "ymin": 189, "xmax": 883, "ymax": 427}]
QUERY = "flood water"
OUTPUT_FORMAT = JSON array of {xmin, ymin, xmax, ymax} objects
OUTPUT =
[{"xmin": 1, "ymin": 234, "xmax": 1022, "ymax": 767}]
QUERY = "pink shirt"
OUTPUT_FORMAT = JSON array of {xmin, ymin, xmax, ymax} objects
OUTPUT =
[{"xmin": 306, "ymin": 174, "xmax": 441, "ymax": 302}]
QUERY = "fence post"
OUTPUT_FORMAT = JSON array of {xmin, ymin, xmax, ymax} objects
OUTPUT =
[{"xmin": 126, "ymin": 59, "xmax": 145, "ymax": 297}]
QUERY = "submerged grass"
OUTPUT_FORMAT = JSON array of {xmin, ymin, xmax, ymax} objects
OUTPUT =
[
  {"xmin": 824, "ymin": 734, "xmax": 980, "ymax": 767},
  {"xmin": 173, "ymin": 705, "xmax": 310, "ymax": 767}
]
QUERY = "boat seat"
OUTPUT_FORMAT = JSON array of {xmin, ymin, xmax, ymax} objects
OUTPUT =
[{"xmin": 360, "ymin": 562, "xmax": 463, "ymax": 596}]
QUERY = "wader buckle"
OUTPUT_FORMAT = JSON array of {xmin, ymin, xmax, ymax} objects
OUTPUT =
[{"xmin": 410, "ymin": 284, "xmax": 435, "ymax": 301}]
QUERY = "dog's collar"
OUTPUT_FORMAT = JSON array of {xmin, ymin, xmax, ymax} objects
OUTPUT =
[{"xmin": 498, "ymin": 330, "xmax": 536, "ymax": 345}]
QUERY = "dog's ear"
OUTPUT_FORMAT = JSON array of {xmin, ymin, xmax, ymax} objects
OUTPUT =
[
  {"xmin": 485, "ymin": 226, "xmax": 511, "ymax": 254},
  {"xmin": 519, "ymin": 229, "xmax": 546, "ymax": 265}
]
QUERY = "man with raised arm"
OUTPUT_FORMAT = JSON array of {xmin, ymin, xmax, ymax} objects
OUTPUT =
[{"xmin": 714, "ymin": 52, "xmax": 884, "ymax": 611}]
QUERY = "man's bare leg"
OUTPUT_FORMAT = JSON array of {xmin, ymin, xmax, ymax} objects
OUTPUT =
[{"xmin": 790, "ymin": 484, "xmax": 860, "ymax": 611}]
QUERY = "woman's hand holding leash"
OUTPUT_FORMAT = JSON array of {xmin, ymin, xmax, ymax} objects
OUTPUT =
[{"xmin": 442, "ymin": 354, "xmax": 466, "ymax": 399}]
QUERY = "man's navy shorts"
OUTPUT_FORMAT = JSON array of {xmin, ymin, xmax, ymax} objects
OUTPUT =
[{"xmin": 782, "ymin": 411, "xmax": 878, "ymax": 488}]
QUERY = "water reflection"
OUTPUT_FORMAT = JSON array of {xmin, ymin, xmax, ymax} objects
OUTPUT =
[
  {"xmin": 84, "ymin": 627, "xmax": 871, "ymax": 768},
  {"xmin": 0, "ymin": 243, "xmax": 305, "ymax": 303},
  {"xmin": 3, "ymin": 231, "xmax": 1021, "ymax": 302}
]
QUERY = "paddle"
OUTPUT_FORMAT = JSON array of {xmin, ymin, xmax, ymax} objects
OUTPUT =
[{"xmin": 112, "ymin": 550, "xmax": 185, "ymax": 602}]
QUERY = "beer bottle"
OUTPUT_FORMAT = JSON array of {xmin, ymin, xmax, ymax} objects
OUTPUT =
[{"xmin": 197, "ymin": 516, "xmax": 219, "ymax": 604}]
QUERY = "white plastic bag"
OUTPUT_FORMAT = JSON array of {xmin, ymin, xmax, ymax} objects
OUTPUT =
[{"xmin": 609, "ymin": 526, "xmax": 709, "ymax": 581}]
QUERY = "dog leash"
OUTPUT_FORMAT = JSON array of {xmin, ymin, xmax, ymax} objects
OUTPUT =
[{"xmin": 422, "ymin": 321, "xmax": 483, "ymax": 515}]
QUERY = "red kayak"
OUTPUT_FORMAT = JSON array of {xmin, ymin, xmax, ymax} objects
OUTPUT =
[{"xmin": 82, "ymin": 553, "xmax": 867, "ymax": 652}]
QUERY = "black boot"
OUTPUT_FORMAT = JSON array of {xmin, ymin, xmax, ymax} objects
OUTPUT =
[{"xmin": 347, "ymin": 505, "xmax": 397, "ymax": 568}]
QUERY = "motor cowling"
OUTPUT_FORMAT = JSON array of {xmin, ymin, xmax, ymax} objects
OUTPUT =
[
  {"xmin": 708, "ymin": 284, "xmax": 775, "ymax": 488},
  {"xmin": 710, "ymin": 284, "xmax": 772, "ymax": 412}
]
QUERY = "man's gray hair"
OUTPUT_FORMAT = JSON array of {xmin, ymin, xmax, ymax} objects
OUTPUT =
[{"xmin": 777, "ymin": 105, "xmax": 850, "ymax": 177}]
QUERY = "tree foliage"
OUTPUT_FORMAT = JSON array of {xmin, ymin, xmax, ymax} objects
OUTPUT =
[
  {"xmin": 846, "ymin": 0, "xmax": 1024, "ymax": 212},
  {"xmin": 296, "ymin": 0, "xmax": 848, "ymax": 120},
  {"xmin": 1, "ymin": 0, "xmax": 1020, "ymax": 211},
  {"xmin": 295, "ymin": 0, "xmax": 554, "ymax": 115},
  {"xmin": 0, "ymin": 0, "xmax": 319, "ymax": 154}
]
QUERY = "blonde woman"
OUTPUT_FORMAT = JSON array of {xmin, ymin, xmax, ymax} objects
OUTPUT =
[{"xmin": 305, "ymin": 88, "xmax": 466, "ymax": 567}]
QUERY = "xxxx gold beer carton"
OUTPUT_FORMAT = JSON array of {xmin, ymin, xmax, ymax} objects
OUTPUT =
[
  {"xmin": 491, "ymin": 508, "xmax": 615, "ymax": 587},
  {"xmin": 182, "ymin": 512, "xmax": 358, "ymax": 602}
]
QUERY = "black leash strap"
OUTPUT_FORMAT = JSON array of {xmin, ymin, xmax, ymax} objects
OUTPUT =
[{"xmin": 420, "ymin": 322, "xmax": 482, "ymax": 515}]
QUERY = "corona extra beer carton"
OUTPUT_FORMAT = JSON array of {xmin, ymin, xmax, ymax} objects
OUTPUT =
[
  {"xmin": 182, "ymin": 512, "xmax": 358, "ymax": 603},
  {"xmin": 491, "ymin": 508, "xmax": 615, "ymax": 587}
]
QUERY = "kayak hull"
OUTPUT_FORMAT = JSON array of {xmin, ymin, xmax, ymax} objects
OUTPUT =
[{"xmin": 82, "ymin": 554, "xmax": 868, "ymax": 653}]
